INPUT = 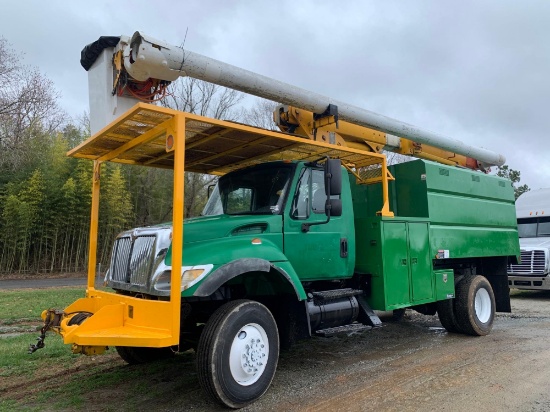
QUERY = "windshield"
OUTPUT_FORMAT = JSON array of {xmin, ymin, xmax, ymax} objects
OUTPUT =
[
  {"xmin": 517, "ymin": 217, "xmax": 550, "ymax": 238},
  {"xmin": 202, "ymin": 165, "xmax": 293, "ymax": 216}
]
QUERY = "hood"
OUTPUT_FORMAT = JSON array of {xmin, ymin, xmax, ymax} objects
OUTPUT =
[
  {"xmin": 183, "ymin": 214, "xmax": 283, "ymax": 244},
  {"xmin": 519, "ymin": 237, "xmax": 550, "ymax": 249}
]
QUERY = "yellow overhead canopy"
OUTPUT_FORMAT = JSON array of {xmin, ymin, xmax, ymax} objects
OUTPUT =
[
  {"xmin": 68, "ymin": 103, "xmax": 387, "ymax": 175},
  {"xmin": 62, "ymin": 103, "xmax": 393, "ymax": 352}
]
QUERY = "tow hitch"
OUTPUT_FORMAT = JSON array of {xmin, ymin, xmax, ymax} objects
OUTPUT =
[{"xmin": 28, "ymin": 309, "xmax": 64, "ymax": 354}]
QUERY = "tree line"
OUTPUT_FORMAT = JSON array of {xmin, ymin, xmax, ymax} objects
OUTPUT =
[
  {"xmin": 0, "ymin": 37, "xmax": 527, "ymax": 276},
  {"xmin": 0, "ymin": 38, "xmax": 275, "ymax": 275}
]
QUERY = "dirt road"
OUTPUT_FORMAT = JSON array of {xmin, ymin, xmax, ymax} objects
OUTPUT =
[
  {"xmin": 0, "ymin": 277, "xmax": 87, "ymax": 289},
  {"xmin": 6, "ymin": 290, "xmax": 550, "ymax": 411},
  {"xmin": 236, "ymin": 290, "xmax": 550, "ymax": 412},
  {"xmin": 106, "ymin": 291, "xmax": 550, "ymax": 411}
]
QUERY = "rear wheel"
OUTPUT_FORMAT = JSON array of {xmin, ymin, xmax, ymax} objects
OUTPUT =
[
  {"xmin": 436, "ymin": 298, "xmax": 462, "ymax": 333},
  {"xmin": 454, "ymin": 275, "xmax": 495, "ymax": 336},
  {"xmin": 115, "ymin": 346, "xmax": 174, "ymax": 365},
  {"xmin": 196, "ymin": 300, "xmax": 279, "ymax": 408}
]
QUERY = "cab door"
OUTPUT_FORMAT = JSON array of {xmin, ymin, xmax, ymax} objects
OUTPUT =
[{"xmin": 283, "ymin": 165, "xmax": 354, "ymax": 280}]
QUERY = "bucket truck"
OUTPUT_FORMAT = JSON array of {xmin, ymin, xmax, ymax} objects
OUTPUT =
[{"xmin": 31, "ymin": 32, "xmax": 519, "ymax": 408}]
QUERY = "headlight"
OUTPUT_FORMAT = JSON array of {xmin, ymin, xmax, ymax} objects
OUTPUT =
[{"xmin": 153, "ymin": 264, "xmax": 214, "ymax": 292}]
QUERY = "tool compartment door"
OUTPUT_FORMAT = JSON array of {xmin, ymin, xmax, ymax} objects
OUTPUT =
[
  {"xmin": 408, "ymin": 222, "xmax": 433, "ymax": 303},
  {"xmin": 382, "ymin": 222, "xmax": 411, "ymax": 306}
]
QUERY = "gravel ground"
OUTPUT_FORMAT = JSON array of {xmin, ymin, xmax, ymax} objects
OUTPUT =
[
  {"xmin": 5, "ymin": 287, "xmax": 550, "ymax": 411},
  {"xmin": 141, "ymin": 290, "xmax": 550, "ymax": 411},
  {"xmin": 234, "ymin": 291, "xmax": 550, "ymax": 412}
]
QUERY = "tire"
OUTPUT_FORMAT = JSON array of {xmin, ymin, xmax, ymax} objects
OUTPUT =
[
  {"xmin": 391, "ymin": 309, "xmax": 406, "ymax": 322},
  {"xmin": 454, "ymin": 275, "xmax": 495, "ymax": 336},
  {"xmin": 436, "ymin": 298, "xmax": 463, "ymax": 334},
  {"xmin": 115, "ymin": 346, "xmax": 174, "ymax": 365},
  {"xmin": 196, "ymin": 300, "xmax": 279, "ymax": 409}
]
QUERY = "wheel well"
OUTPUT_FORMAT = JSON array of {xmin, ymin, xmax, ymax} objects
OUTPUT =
[
  {"xmin": 184, "ymin": 268, "xmax": 309, "ymax": 349},
  {"xmin": 229, "ymin": 269, "xmax": 298, "ymax": 297},
  {"xmin": 437, "ymin": 256, "xmax": 511, "ymax": 313},
  {"xmin": 221, "ymin": 269, "xmax": 310, "ymax": 348}
]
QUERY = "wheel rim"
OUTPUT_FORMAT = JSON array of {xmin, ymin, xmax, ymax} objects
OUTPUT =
[
  {"xmin": 229, "ymin": 323, "xmax": 269, "ymax": 386},
  {"xmin": 474, "ymin": 288, "xmax": 492, "ymax": 323}
]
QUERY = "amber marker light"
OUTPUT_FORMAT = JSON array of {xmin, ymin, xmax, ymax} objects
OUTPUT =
[
  {"xmin": 251, "ymin": 238, "xmax": 262, "ymax": 245},
  {"xmin": 166, "ymin": 134, "xmax": 174, "ymax": 151}
]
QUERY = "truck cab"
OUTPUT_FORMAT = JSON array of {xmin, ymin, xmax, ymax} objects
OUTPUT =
[
  {"xmin": 508, "ymin": 188, "xmax": 550, "ymax": 289},
  {"xmin": 107, "ymin": 160, "xmax": 354, "ymax": 299}
]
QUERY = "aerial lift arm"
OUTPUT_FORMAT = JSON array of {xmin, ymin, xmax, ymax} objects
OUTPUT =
[
  {"xmin": 81, "ymin": 31, "xmax": 505, "ymax": 171},
  {"xmin": 275, "ymin": 105, "xmax": 481, "ymax": 169}
]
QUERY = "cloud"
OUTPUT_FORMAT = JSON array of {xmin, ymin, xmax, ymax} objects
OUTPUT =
[{"xmin": 1, "ymin": 0, "xmax": 547, "ymax": 189}]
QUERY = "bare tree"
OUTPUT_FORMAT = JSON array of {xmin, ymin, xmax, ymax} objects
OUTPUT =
[
  {"xmin": 160, "ymin": 78, "xmax": 245, "ymax": 217},
  {"xmin": 0, "ymin": 38, "xmax": 19, "ymax": 115},
  {"xmin": 162, "ymin": 77, "xmax": 244, "ymax": 121},
  {"xmin": 243, "ymin": 98, "xmax": 279, "ymax": 130},
  {"xmin": 0, "ymin": 37, "xmax": 66, "ymax": 170}
]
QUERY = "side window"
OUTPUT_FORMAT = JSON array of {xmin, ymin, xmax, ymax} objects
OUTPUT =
[
  {"xmin": 291, "ymin": 169, "xmax": 311, "ymax": 219},
  {"xmin": 538, "ymin": 217, "xmax": 550, "ymax": 236},
  {"xmin": 291, "ymin": 167, "xmax": 341, "ymax": 219},
  {"xmin": 311, "ymin": 170, "xmax": 326, "ymax": 214},
  {"xmin": 226, "ymin": 188, "xmax": 253, "ymax": 214}
]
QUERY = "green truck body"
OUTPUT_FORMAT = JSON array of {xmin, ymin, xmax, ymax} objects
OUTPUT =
[
  {"xmin": 108, "ymin": 158, "xmax": 518, "ymax": 315},
  {"xmin": 353, "ymin": 160, "xmax": 518, "ymax": 311}
]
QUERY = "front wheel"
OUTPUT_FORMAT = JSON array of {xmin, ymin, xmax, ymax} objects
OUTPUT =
[
  {"xmin": 196, "ymin": 300, "xmax": 279, "ymax": 409},
  {"xmin": 454, "ymin": 275, "xmax": 495, "ymax": 336}
]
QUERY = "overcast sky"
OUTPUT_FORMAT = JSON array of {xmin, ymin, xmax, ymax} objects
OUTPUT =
[{"xmin": 1, "ymin": 1, "xmax": 549, "ymax": 190}]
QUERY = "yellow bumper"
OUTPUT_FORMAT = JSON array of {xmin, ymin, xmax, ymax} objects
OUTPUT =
[{"xmin": 48, "ymin": 289, "xmax": 179, "ymax": 348}]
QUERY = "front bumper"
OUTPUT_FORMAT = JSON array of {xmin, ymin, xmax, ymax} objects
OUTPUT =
[
  {"xmin": 508, "ymin": 275, "xmax": 550, "ymax": 290},
  {"xmin": 39, "ymin": 289, "xmax": 179, "ymax": 354}
]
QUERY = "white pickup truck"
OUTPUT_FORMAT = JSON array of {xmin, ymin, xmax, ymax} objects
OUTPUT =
[{"xmin": 508, "ymin": 188, "xmax": 550, "ymax": 289}]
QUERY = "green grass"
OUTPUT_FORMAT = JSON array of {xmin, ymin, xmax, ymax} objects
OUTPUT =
[
  {"xmin": 0, "ymin": 333, "xmax": 79, "ymax": 378},
  {"xmin": 0, "ymin": 287, "xmax": 202, "ymax": 411},
  {"xmin": 0, "ymin": 288, "xmax": 87, "ymax": 387},
  {"xmin": 0, "ymin": 287, "xmax": 85, "ymax": 322}
]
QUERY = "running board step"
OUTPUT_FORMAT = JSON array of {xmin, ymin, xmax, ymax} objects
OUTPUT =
[
  {"xmin": 315, "ymin": 323, "xmax": 371, "ymax": 337},
  {"xmin": 310, "ymin": 288, "xmax": 363, "ymax": 302}
]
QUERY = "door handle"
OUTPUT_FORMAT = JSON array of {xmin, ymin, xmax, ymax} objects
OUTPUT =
[{"xmin": 340, "ymin": 238, "xmax": 348, "ymax": 258}]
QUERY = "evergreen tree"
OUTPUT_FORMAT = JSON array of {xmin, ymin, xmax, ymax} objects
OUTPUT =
[{"xmin": 496, "ymin": 165, "xmax": 530, "ymax": 200}]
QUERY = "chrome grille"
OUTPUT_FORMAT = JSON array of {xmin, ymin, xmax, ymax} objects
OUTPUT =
[
  {"xmin": 109, "ymin": 235, "xmax": 156, "ymax": 285},
  {"xmin": 110, "ymin": 237, "xmax": 132, "ymax": 282},
  {"xmin": 508, "ymin": 250, "xmax": 547, "ymax": 275},
  {"xmin": 129, "ymin": 236, "xmax": 156, "ymax": 286}
]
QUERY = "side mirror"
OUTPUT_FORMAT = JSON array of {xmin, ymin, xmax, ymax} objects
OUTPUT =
[
  {"xmin": 325, "ymin": 159, "xmax": 342, "ymax": 196},
  {"xmin": 326, "ymin": 199, "xmax": 342, "ymax": 217}
]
